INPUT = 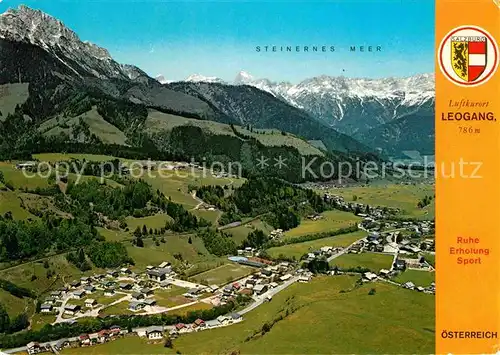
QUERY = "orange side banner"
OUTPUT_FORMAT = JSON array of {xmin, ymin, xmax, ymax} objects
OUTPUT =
[{"xmin": 436, "ymin": 0, "xmax": 500, "ymax": 354}]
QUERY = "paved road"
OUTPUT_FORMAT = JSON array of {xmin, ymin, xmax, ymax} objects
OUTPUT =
[
  {"xmin": 240, "ymin": 276, "xmax": 299, "ymax": 315},
  {"xmin": 327, "ymin": 238, "xmax": 367, "ymax": 263}
]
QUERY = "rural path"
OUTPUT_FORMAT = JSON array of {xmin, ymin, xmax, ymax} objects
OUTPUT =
[{"xmin": 190, "ymin": 191, "xmax": 205, "ymax": 211}]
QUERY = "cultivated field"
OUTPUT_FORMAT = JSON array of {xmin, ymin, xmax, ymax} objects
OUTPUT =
[
  {"xmin": 283, "ymin": 210, "xmax": 361, "ymax": 239},
  {"xmin": 267, "ymin": 231, "xmax": 368, "ymax": 260},
  {"xmin": 329, "ymin": 252, "xmax": 394, "ymax": 272}
]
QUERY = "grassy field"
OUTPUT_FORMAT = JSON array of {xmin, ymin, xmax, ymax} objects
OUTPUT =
[
  {"xmin": 0, "ymin": 190, "xmax": 35, "ymax": 220},
  {"xmin": 0, "ymin": 254, "xmax": 101, "ymax": 295},
  {"xmin": 329, "ymin": 252, "xmax": 394, "ymax": 272},
  {"xmin": 234, "ymin": 126, "xmax": 325, "ymax": 157},
  {"xmin": 225, "ymin": 219, "xmax": 274, "ymax": 245},
  {"xmin": 39, "ymin": 108, "xmax": 128, "ymax": 145},
  {"xmin": 393, "ymin": 270, "xmax": 435, "ymax": 287},
  {"xmin": 126, "ymin": 234, "xmax": 216, "ymax": 271},
  {"xmin": 171, "ymin": 302, "xmax": 213, "ymax": 316},
  {"xmin": 154, "ymin": 286, "xmax": 190, "ymax": 308},
  {"xmin": 283, "ymin": 210, "xmax": 361, "ymax": 239},
  {"xmin": 100, "ymin": 301, "xmax": 140, "ymax": 317},
  {"xmin": 0, "ymin": 162, "xmax": 50, "ymax": 190},
  {"xmin": 125, "ymin": 214, "xmax": 173, "ymax": 231},
  {"xmin": 267, "ymin": 231, "xmax": 368, "ymax": 260},
  {"xmin": 0, "ymin": 289, "xmax": 30, "ymax": 316},
  {"xmin": 175, "ymin": 276, "xmax": 434, "ymax": 354},
  {"xmin": 190, "ymin": 263, "xmax": 256, "ymax": 286},
  {"xmin": 97, "ymin": 228, "xmax": 130, "ymax": 242},
  {"xmin": 30, "ymin": 313, "xmax": 56, "ymax": 331},
  {"xmin": 191, "ymin": 209, "xmax": 221, "ymax": 225},
  {"xmin": 327, "ymin": 183, "xmax": 435, "ymax": 219},
  {"xmin": 422, "ymin": 252, "xmax": 435, "ymax": 267}
]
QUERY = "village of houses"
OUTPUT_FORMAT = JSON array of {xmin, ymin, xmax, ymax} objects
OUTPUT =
[
  {"xmin": 13, "ymin": 190, "xmax": 435, "ymax": 355},
  {"xmin": 18, "ymin": 255, "xmax": 311, "ymax": 355}
]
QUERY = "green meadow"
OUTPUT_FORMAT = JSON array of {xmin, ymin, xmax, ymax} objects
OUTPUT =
[
  {"xmin": 329, "ymin": 252, "xmax": 394, "ymax": 272},
  {"xmin": 268, "ymin": 230, "xmax": 368, "ymax": 260},
  {"xmin": 393, "ymin": 269, "xmax": 435, "ymax": 287},
  {"xmin": 283, "ymin": 210, "xmax": 361, "ymax": 239}
]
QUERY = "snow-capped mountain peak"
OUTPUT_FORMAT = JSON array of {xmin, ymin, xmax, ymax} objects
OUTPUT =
[
  {"xmin": 234, "ymin": 70, "xmax": 254, "ymax": 84},
  {"xmin": 155, "ymin": 74, "xmax": 173, "ymax": 84},
  {"xmin": 178, "ymin": 70, "xmax": 434, "ymax": 136},
  {"xmin": 185, "ymin": 74, "xmax": 225, "ymax": 83},
  {"xmin": 0, "ymin": 5, "xmax": 145, "ymax": 81}
]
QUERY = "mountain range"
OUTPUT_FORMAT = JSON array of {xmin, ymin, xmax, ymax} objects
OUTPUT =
[
  {"xmin": 160, "ymin": 71, "xmax": 435, "ymax": 157},
  {"xmin": 0, "ymin": 5, "xmax": 390, "ymax": 183}
]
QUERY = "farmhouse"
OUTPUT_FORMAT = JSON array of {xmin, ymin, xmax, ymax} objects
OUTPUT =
[
  {"xmin": 104, "ymin": 288, "xmax": 115, "ymax": 296},
  {"xmin": 146, "ymin": 326, "xmax": 164, "ymax": 339},
  {"xmin": 231, "ymin": 313, "xmax": 242, "ymax": 322},
  {"xmin": 132, "ymin": 292, "xmax": 145, "ymax": 300},
  {"xmin": 84, "ymin": 285, "xmax": 96, "ymax": 293},
  {"xmin": 26, "ymin": 341, "xmax": 43, "ymax": 355},
  {"xmin": 193, "ymin": 318, "xmax": 206, "ymax": 329},
  {"xmin": 80, "ymin": 276, "xmax": 90, "ymax": 284},
  {"xmin": 363, "ymin": 272, "xmax": 378, "ymax": 281},
  {"xmin": 129, "ymin": 301, "xmax": 145, "ymax": 311},
  {"xmin": 298, "ymin": 275, "xmax": 311, "ymax": 283},
  {"xmin": 394, "ymin": 259, "xmax": 407, "ymax": 270},
  {"xmin": 50, "ymin": 290, "xmax": 62, "ymax": 298},
  {"xmin": 72, "ymin": 290, "xmax": 86, "ymax": 299},
  {"xmin": 379, "ymin": 269, "xmax": 390, "ymax": 277},
  {"xmin": 40, "ymin": 303, "xmax": 53, "ymax": 313},
  {"xmin": 175, "ymin": 323, "xmax": 189, "ymax": 334},
  {"xmin": 107, "ymin": 270, "xmax": 119, "ymax": 277},
  {"xmin": 147, "ymin": 268, "xmax": 170, "ymax": 282},
  {"xmin": 64, "ymin": 304, "xmax": 81, "ymax": 315},
  {"xmin": 403, "ymin": 281, "xmax": 416, "ymax": 290},
  {"xmin": 16, "ymin": 161, "xmax": 36, "ymax": 169},
  {"xmin": 85, "ymin": 299, "xmax": 97, "ymax": 308},
  {"xmin": 70, "ymin": 280, "xmax": 81, "ymax": 288},
  {"xmin": 253, "ymin": 284, "xmax": 268, "ymax": 295},
  {"xmin": 79, "ymin": 334, "xmax": 91, "ymax": 346},
  {"xmin": 120, "ymin": 267, "xmax": 132, "ymax": 274},
  {"xmin": 217, "ymin": 315, "xmax": 230, "ymax": 325},
  {"xmin": 54, "ymin": 339, "xmax": 69, "ymax": 351},
  {"xmin": 159, "ymin": 261, "xmax": 171, "ymax": 269},
  {"xmin": 119, "ymin": 283, "xmax": 133, "ymax": 290},
  {"xmin": 143, "ymin": 298, "xmax": 157, "ymax": 306},
  {"xmin": 140, "ymin": 288, "xmax": 153, "ymax": 296}
]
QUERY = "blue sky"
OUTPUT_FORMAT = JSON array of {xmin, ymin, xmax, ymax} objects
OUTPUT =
[{"xmin": 0, "ymin": 0, "xmax": 435, "ymax": 82}]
